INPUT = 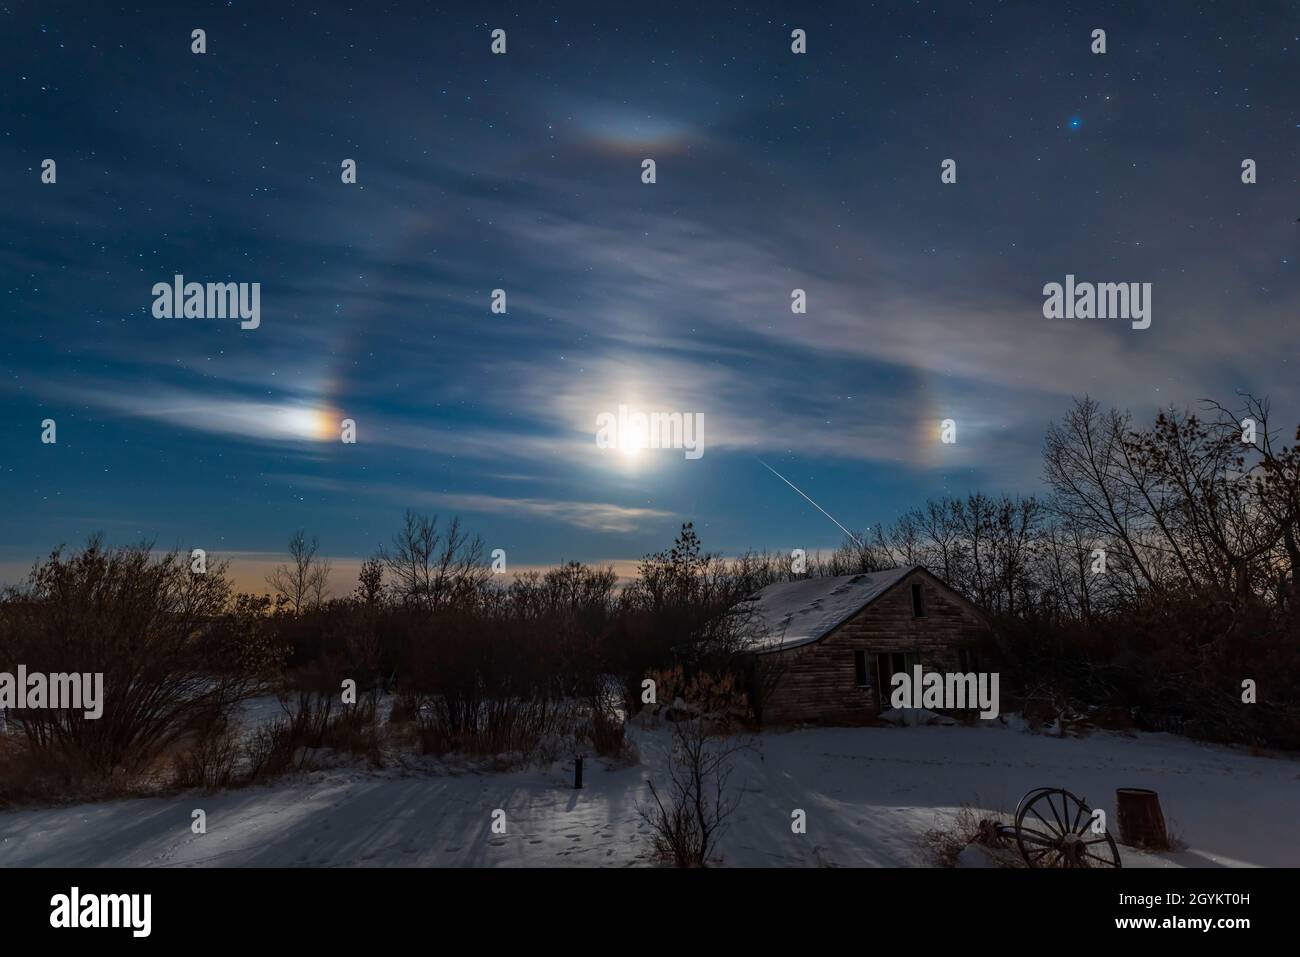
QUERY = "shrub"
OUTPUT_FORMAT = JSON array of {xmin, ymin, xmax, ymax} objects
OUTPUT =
[
  {"xmin": 0, "ymin": 539, "xmax": 275, "ymax": 781},
  {"xmin": 634, "ymin": 670, "xmax": 748, "ymax": 868},
  {"xmin": 173, "ymin": 720, "xmax": 240, "ymax": 790},
  {"xmin": 587, "ymin": 700, "xmax": 626, "ymax": 757},
  {"xmin": 242, "ymin": 717, "xmax": 296, "ymax": 783}
]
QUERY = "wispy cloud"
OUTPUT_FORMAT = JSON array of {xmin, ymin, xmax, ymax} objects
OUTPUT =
[
  {"xmin": 421, "ymin": 493, "xmax": 672, "ymax": 533},
  {"xmin": 269, "ymin": 474, "xmax": 672, "ymax": 534}
]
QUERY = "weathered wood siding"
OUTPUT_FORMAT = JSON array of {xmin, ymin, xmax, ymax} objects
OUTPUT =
[{"xmin": 758, "ymin": 570, "xmax": 989, "ymax": 725}]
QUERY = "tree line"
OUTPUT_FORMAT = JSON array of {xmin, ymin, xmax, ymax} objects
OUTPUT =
[{"xmin": 1, "ymin": 393, "xmax": 1297, "ymax": 803}]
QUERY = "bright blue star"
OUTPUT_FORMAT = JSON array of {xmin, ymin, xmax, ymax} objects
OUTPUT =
[{"xmin": 1069, "ymin": 116, "xmax": 1082, "ymax": 129}]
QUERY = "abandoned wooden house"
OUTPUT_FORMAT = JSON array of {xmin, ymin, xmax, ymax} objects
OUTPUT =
[{"xmin": 739, "ymin": 565, "xmax": 992, "ymax": 725}]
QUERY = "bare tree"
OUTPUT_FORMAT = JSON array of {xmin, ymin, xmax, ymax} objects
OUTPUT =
[
  {"xmin": 266, "ymin": 530, "xmax": 331, "ymax": 615},
  {"xmin": 380, "ymin": 511, "xmax": 489, "ymax": 610},
  {"xmin": 1203, "ymin": 395, "xmax": 1300, "ymax": 606},
  {"xmin": 919, "ymin": 498, "xmax": 965, "ymax": 583},
  {"xmin": 1043, "ymin": 394, "xmax": 1300, "ymax": 615},
  {"xmin": 1044, "ymin": 397, "xmax": 1160, "ymax": 597},
  {"xmin": 819, "ymin": 528, "xmax": 887, "ymax": 575}
]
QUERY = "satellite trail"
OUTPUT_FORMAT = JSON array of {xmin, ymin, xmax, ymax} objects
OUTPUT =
[{"xmin": 757, "ymin": 458, "xmax": 864, "ymax": 549}]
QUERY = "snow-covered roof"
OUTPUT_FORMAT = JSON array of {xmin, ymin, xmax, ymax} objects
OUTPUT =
[{"xmin": 738, "ymin": 566, "xmax": 919, "ymax": 652}]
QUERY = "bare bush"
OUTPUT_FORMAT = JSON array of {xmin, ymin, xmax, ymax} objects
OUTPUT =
[
  {"xmin": 588, "ymin": 706, "xmax": 625, "ymax": 756},
  {"xmin": 924, "ymin": 805, "xmax": 1004, "ymax": 867},
  {"xmin": 242, "ymin": 717, "xmax": 296, "ymax": 783},
  {"xmin": 416, "ymin": 696, "xmax": 576, "ymax": 757},
  {"xmin": 0, "ymin": 538, "xmax": 273, "ymax": 779},
  {"xmin": 638, "ymin": 671, "xmax": 750, "ymax": 867},
  {"xmin": 173, "ymin": 719, "xmax": 240, "ymax": 789}
]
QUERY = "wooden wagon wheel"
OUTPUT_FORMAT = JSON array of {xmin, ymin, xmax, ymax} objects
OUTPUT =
[{"xmin": 1013, "ymin": 787, "xmax": 1121, "ymax": 869}]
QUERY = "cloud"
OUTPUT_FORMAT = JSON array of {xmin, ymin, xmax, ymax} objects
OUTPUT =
[
  {"xmin": 420, "ymin": 493, "xmax": 673, "ymax": 533},
  {"xmin": 267, "ymin": 474, "xmax": 672, "ymax": 535}
]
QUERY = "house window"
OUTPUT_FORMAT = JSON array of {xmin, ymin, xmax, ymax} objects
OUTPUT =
[
  {"xmin": 874, "ymin": 651, "xmax": 918, "ymax": 708},
  {"xmin": 910, "ymin": 582, "xmax": 927, "ymax": 618},
  {"xmin": 854, "ymin": 650, "xmax": 868, "ymax": 688}
]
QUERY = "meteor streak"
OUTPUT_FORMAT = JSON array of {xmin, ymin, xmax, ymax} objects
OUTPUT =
[{"xmin": 757, "ymin": 458, "xmax": 864, "ymax": 549}]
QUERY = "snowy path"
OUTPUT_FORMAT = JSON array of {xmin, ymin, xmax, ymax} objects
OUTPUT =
[{"xmin": 0, "ymin": 723, "xmax": 1295, "ymax": 867}]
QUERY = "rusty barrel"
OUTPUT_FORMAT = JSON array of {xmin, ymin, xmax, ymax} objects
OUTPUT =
[{"xmin": 1115, "ymin": 787, "xmax": 1169, "ymax": 849}]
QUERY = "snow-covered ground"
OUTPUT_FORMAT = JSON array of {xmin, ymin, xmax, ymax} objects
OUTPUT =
[{"xmin": 0, "ymin": 718, "xmax": 1295, "ymax": 867}]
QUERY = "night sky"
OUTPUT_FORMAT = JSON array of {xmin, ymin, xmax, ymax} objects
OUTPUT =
[{"xmin": 2, "ymin": 1, "xmax": 1297, "ymax": 591}]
